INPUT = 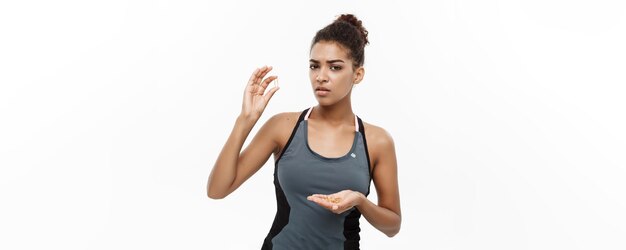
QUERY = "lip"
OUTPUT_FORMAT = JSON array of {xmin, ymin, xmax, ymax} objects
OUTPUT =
[
  {"xmin": 315, "ymin": 86, "xmax": 330, "ymax": 96},
  {"xmin": 315, "ymin": 87, "xmax": 330, "ymax": 91},
  {"xmin": 315, "ymin": 89, "xmax": 330, "ymax": 96}
]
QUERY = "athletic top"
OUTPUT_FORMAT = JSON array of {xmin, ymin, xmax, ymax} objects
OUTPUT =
[{"xmin": 261, "ymin": 107, "xmax": 373, "ymax": 250}]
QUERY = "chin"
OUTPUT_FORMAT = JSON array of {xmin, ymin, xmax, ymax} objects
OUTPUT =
[{"xmin": 315, "ymin": 99, "xmax": 337, "ymax": 107}]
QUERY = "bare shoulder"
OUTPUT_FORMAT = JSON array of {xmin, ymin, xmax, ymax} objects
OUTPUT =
[
  {"xmin": 265, "ymin": 111, "xmax": 304, "ymax": 155},
  {"xmin": 265, "ymin": 111, "xmax": 301, "ymax": 130},
  {"xmin": 362, "ymin": 121, "xmax": 395, "ymax": 147},
  {"xmin": 362, "ymin": 121, "xmax": 396, "ymax": 166}
]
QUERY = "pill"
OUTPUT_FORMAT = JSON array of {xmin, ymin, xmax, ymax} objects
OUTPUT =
[{"xmin": 324, "ymin": 196, "xmax": 341, "ymax": 203}]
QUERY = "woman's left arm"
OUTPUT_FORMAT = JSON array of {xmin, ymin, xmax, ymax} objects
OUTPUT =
[{"xmin": 355, "ymin": 128, "xmax": 401, "ymax": 237}]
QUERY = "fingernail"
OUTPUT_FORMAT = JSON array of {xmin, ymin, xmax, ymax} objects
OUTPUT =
[{"xmin": 332, "ymin": 205, "xmax": 338, "ymax": 210}]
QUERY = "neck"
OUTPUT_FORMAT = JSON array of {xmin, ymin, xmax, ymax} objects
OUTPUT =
[{"xmin": 311, "ymin": 102, "xmax": 354, "ymax": 126}]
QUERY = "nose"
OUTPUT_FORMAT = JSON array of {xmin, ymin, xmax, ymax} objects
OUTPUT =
[{"xmin": 315, "ymin": 69, "xmax": 329, "ymax": 83}]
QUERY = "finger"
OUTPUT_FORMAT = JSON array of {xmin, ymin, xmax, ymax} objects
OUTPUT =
[
  {"xmin": 307, "ymin": 196, "xmax": 332, "ymax": 208},
  {"xmin": 258, "ymin": 76, "xmax": 277, "ymax": 92},
  {"xmin": 310, "ymin": 194, "xmax": 338, "ymax": 204},
  {"xmin": 256, "ymin": 76, "xmax": 277, "ymax": 95},
  {"xmin": 263, "ymin": 86, "xmax": 280, "ymax": 102},
  {"xmin": 249, "ymin": 66, "xmax": 267, "ymax": 87},
  {"xmin": 247, "ymin": 67, "xmax": 261, "ymax": 86},
  {"xmin": 314, "ymin": 194, "xmax": 340, "ymax": 203},
  {"xmin": 330, "ymin": 203, "xmax": 352, "ymax": 214},
  {"xmin": 311, "ymin": 194, "xmax": 328, "ymax": 198},
  {"xmin": 308, "ymin": 197, "xmax": 349, "ymax": 214},
  {"xmin": 308, "ymin": 195, "xmax": 327, "ymax": 203},
  {"xmin": 256, "ymin": 65, "xmax": 272, "ymax": 85},
  {"xmin": 248, "ymin": 65, "xmax": 270, "ymax": 86}
]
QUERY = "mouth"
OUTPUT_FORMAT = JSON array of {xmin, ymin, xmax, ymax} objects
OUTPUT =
[
  {"xmin": 315, "ymin": 87, "xmax": 330, "ymax": 96},
  {"xmin": 315, "ymin": 87, "xmax": 330, "ymax": 91}
]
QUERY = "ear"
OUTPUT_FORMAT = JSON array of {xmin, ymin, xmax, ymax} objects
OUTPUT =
[{"xmin": 353, "ymin": 66, "xmax": 365, "ymax": 85}]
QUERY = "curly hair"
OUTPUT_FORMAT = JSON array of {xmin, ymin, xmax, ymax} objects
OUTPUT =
[{"xmin": 310, "ymin": 14, "xmax": 370, "ymax": 69}]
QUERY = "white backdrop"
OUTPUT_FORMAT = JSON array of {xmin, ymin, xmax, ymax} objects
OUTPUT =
[{"xmin": 1, "ymin": 0, "xmax": 625, "ymax": 249}]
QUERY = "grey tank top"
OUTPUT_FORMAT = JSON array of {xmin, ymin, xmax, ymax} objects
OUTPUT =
[{"xmin": 262, "ymin": 107, "xmax": 373, "ymax": 250}]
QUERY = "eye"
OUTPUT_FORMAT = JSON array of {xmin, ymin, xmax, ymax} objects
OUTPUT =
[
  {"xmin": 330, "ymin": 65, "xmax": 342, "ymax": 71},
  {"xmin": 309, "ymin": 64, "xmax": 319, "ymax": 70}
]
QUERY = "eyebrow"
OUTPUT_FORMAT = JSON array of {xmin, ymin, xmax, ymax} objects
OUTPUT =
[{"xmin": 309, "ymin": 59, "xmax": 345, "ymax": 64}]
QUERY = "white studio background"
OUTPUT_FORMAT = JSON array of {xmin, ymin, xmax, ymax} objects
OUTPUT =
[{"xmin": 1, "ymin": 0, "xmax": 625, "ymax": 249}]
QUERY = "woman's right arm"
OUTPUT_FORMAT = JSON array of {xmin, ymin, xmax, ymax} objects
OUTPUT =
[{"xmin": 207, "ymin": 65, "xmax": 279, "ymax": 199}]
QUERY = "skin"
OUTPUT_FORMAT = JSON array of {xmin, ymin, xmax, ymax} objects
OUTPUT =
[{"xmin": 207, "ymin": 40, "xmax": 402, "ymax": 237}]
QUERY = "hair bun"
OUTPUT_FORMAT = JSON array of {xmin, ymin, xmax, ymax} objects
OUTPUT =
[{"xmin": 335, "ymin": 14, "xmax": 369, "ymax": 46}]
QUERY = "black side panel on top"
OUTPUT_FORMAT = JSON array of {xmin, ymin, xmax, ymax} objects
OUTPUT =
[
  {"xmin": 261, "ymin": 108, "xmax": 310, "ymax": 250},
  {"xmin": 343, "ymin": 208, "xmax": 363, "ymax": 250},
  {"xmin": 342, "ymin": 116, "xmax": 372, "ymax": 250}
]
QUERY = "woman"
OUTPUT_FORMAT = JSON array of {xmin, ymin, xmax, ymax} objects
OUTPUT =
[{"xmin": 207, "ymin": 14, "xmax": 401, "ymax": 249}]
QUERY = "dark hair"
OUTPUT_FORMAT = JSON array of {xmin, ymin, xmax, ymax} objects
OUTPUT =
[{"xmin": 310, "ymin": 14, "xmax": 369, "ymax": 69}]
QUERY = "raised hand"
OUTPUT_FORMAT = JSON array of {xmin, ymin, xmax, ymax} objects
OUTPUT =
[{"xmin": 241, "ymin": 65, "xmax": 280, "ymax": 121}]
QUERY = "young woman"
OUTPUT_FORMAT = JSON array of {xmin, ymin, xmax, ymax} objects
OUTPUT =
[{"xmin": 207, "ymin": 14, "xmax": 401, "ymax": 249}]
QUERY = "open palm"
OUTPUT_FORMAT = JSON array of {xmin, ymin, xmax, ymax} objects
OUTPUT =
[{"xmin": 307, "ymin": 190, "xmax": 363, "ymax": 214}]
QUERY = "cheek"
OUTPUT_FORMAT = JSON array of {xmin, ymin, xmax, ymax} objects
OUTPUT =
[{"xmin": 335, "ymin": 74, "xmax": 353, "ymax": 89}]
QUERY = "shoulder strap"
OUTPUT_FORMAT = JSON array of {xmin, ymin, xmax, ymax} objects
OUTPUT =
[
  {"xmin": 298, "ymin": 107, "xmax": 311, "ymax": 122},
  {"xmin": 275, "ymin": 108, "xmax": 310, "ymax": 164},
  {"xmin": 357, "ymin": 116, "xmax": 374, "ymax": 195}
]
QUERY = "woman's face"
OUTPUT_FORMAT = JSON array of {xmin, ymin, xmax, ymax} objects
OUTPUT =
[{"xmin": 309, "ymin": 41, "xmax": 363, "ymax": 106}]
